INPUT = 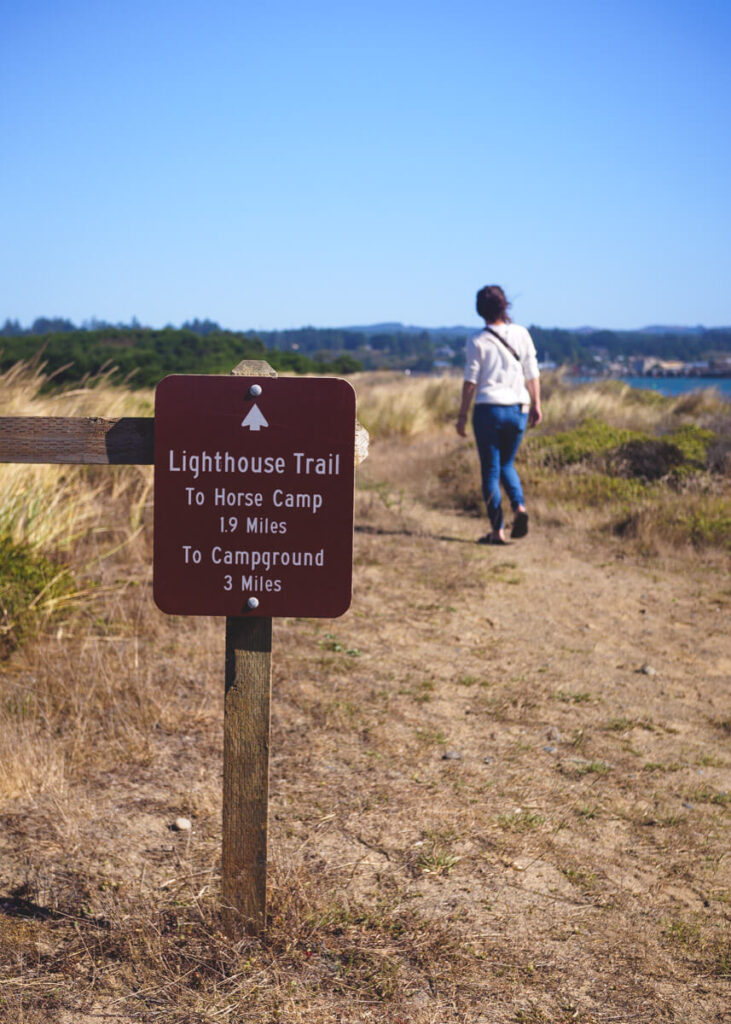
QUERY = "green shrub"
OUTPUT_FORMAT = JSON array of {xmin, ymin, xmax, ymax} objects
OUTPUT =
[
  {"xmin": 529, "ymin": 419, "xmax": 648, "ymax": 466},
  {"xmin": 0, "ymin": 538, "xmax": 75, "ymax": 656},
  {"xmin": 663, "ymin": 424, "xmax": 716, "ymax": 466}
]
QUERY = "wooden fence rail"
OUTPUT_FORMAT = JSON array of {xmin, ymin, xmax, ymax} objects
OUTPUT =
[{"xmin": 0, "ymin": 416, "xmax": 154, "ymax": 465}]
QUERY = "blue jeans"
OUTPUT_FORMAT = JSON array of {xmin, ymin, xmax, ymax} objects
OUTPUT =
[{"xmin": 472, "ymin": 403, "xmax": 528, "ymax": 531}]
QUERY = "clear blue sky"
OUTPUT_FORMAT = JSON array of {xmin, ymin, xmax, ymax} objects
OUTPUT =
[{"xmin": 2, "ymin": 0, "xmax": 730, "ymax": 331}]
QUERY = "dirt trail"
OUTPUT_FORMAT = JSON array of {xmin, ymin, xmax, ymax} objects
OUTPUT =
[
  {"xmin": 284, "ymin": 452, "xmax": 730, "ymax": 1020},
  {"xmin": 0, "ymin": 439, "xmax": 729, "ymax": 1023}
]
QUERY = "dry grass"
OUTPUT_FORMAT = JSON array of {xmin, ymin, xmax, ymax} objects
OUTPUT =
[
  {"xmin": 0, "ymin": 367, "xmax": 729, "ymax": 1022},
  {"xmin": 354, "ymin": 367, "xmax": 728, "ymax": 439},
  {"xmin": 354, "ymin": 371, "xmax": 460, "ymax": 438},
  {"xmin": 539, "ymin": 372, "xmax": 729, "ymax": 432}
]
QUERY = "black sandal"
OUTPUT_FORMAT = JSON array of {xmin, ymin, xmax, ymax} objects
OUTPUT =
[{"xmin": 511, "ymin": 511, "xmax": 529, "ymax": 539}]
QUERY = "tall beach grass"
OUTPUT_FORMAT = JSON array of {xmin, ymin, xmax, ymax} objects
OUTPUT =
[
  {"xmin": 0, "ymin": 359, "xmax": 154, "ymax": 551},
  {"xmin": 355, "ymin": 369, "xmax": 730, "ymax": 440},
  {"xmin": 0, "ymin": 361, "xmax": 155, "ymax": 651},
  {"xmin": 354, "ymin": 371, "xmax": 460, "ymax": 438}
]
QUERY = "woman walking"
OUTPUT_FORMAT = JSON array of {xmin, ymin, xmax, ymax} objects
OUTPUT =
[{"xmin": 456, "ymin": 285, "xmax": 542, "ymax": 544}]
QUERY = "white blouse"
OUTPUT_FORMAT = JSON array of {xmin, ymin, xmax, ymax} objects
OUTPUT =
[{"xmin": 463, "ymin": 323, "xmax": 539, "ymax": 406}]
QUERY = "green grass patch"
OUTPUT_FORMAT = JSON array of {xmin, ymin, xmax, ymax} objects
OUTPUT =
[
  {"xmin": 498, "ymin": 810, "xmax": 545, "ymax": 832},
  {"xmin": 415, "ymin": 727, "xmax": 447, "ymax": 747},
  {"xmin": 683, "ymin": 786, "xmax": 730, "ymax": 807},
  {"xmin": 531, "ymin": 469, "xmax": 647, "ymax": 508},
  {"xmin": 416, "ymin": 842, "xmax": 461, "ymax": 877},
  {"xmin": 604, "ymin": 717, "xmax": 655, "ymax": 732},
  {"xmin": 569, "ymin": 760, "xmax": 612, "ymax": 776},
  {"xmin": 553, "ymin": 690, "xmax": 594, "ymax": 704},
  {"xmin": 678, "ymin": 503, "xmax": 731, "ymax": 549},
  {"xmin": 643, "ymin": 761, "xmax": 683, "ymax": 773},
  {"xmin": 319, "ymin": 632, "xmax": 361, "ymax": 656},
  {"xmin": 576, "ymin": 804, "xmax": 599, "ymax": 820},
  {"xmin": 409, "ymin": 679, "xmax": 435, "ymax": 704},
  {"xmin": 663, "ymin": 915, "xmax": 731, "ymax": 978},
  {"xmin": 0, "ymin": 537, "xmax": 75, "ymax": 656},
  {"xmin": 561, "ymin": 865, "xmax": 598, "ymax": 889},
  {"xmin": 604, "ymin": 716, "xmax": 637, "ymax": 732}
]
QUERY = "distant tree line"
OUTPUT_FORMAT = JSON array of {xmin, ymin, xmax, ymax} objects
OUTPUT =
[
  {"xmin": 255, "ymin": 326, "xmax": 440, "ymax": 371},
  {"xmin": 0, "ymin": 324, "xmax": 362, "ymax": 388},
  {"xmin": 1, "ymin": 317, "xmax": 729, "ymax": 383},
  {"xmin": 246, "ymin": 323, "xmax": 731, "ymax": 368},
  {"xmin": 527, "ymin": 327, "xmax": 731, "ymax": 366}
]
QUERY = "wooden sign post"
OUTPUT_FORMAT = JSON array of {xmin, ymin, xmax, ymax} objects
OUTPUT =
[
  {"xmin": 0, "ymin": 359, "xmax": 361, "ymax": 939},
  {"xmin": 225, "ymin": 361, "xmax": 276, "ymax": 937},
  {"xmin": 223, "ymin": 614, "xmax": 272, "ymax": 934}
]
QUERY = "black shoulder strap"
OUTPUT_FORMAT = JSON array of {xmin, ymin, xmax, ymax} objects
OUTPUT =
[{"xmin": 484, "ymin": 325, "xmax": 521, "ymax": 363}]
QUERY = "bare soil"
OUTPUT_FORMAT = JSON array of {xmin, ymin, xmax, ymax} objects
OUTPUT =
[{"xmin": 0, "ymin": 432, "xmax": 729, "ymax": 1023}]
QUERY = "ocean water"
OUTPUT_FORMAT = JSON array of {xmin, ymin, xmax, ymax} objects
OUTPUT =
[{"xmin": 574, "ymin": 376, "xmax": 731, "ymax": 402}]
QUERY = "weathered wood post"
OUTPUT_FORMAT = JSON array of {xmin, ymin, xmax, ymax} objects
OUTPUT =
[
  {"xmin": 223, "ymin": 359, "xmax": 277, "ymax": 935},
  {"xmin": 223, "ymin": 614, "xmax": 272, "ymax": 934}
]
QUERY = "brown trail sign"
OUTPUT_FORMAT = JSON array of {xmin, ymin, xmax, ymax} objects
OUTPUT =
[
  {"xmin": 153, "ymin": 373, "xmax": 356, "ymax": 618},
  {"xmin": 0, "ymin": 359, "xmax": 361, "ymax": 937}
]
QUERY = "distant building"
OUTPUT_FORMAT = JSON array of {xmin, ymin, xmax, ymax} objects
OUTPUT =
[
  {"xmin": 709, "ymin": 356, "xmax": 731, "ymax": 376},
  {"xmin": 633, "ymin": 357, "xmax": 685, "ymax": 376},
  {"xmin": 651, "ymin": 360, "xmax": 685, "ymax": 376}
]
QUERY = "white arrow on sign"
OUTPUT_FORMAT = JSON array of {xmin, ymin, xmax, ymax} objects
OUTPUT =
[{"xmin": 241, "ymin": 403, "xmax": 269, "ymax": 431}]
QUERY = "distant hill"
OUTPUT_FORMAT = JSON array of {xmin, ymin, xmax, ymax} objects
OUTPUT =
[
  {"xmin": 556, "ymin": 325, "xmax": 728, "ymax": 336},
  {"xmin": 342, "ymin": 322, "xmax": 731, "ymax": 338},
  {"xmin": 638, "ymin": 325, "xmax": 713, "ymax": 335},
  {"xmin": 341, "ymin": 322, "xmax": 475, "ymax": 338}
]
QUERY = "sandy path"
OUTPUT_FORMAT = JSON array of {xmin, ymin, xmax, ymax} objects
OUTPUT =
[{"xmin": 0, "ymin": 439, "xmax": 728, "ymax": 1022}]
